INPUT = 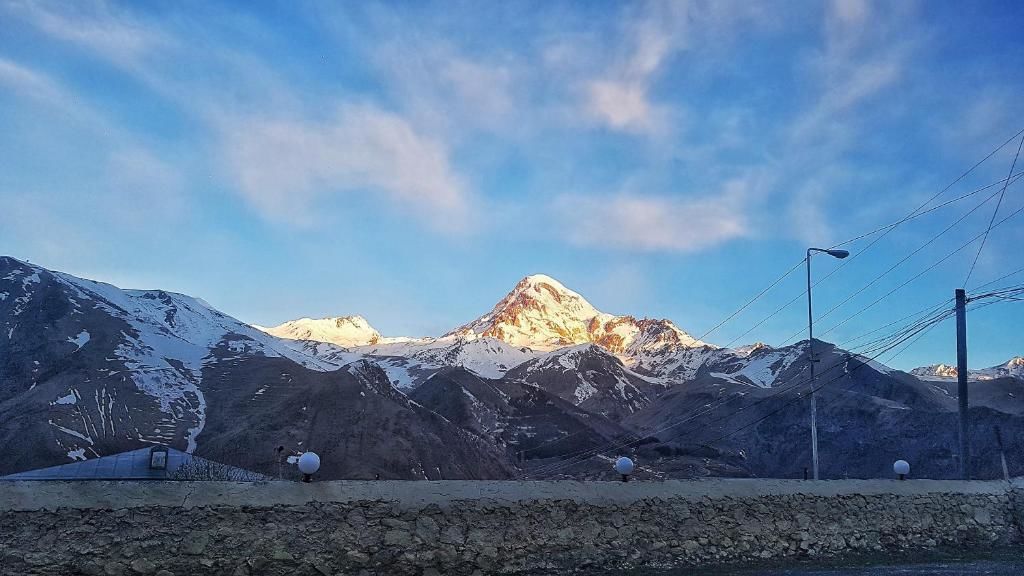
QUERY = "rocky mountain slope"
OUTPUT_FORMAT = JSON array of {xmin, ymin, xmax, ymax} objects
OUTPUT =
[
  {"xmin": 0, "ymin": 257, "xmax": 512, "ymax": 479},
  {"xmin": 4, "ymin": 257, "xmax": 1022, "ymax": 480}
]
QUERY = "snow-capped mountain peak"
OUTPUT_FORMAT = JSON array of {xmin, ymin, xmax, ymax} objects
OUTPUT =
[
  {"xmin": 256, "ymin": 315, "xmax": 382, "ymax": 348},
  {"xmin": 446, "ymin": 274, "xmax": 709, "ymax": 357},
  {"xmin": 910, "ymin": 363, "xmax": 959, "ymax": 380},
  {"xmin": 910, "ymin": 357, "xmax": 1024, "ymax": 381},
  {"xmin": 449, "ymin": 274, "xmax": 603, "ymax": 344}
]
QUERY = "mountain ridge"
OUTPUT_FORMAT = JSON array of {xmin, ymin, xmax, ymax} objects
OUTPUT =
[{"xmin": 5, "ymin": 256, "xmax": 1023, "ymax": 481}]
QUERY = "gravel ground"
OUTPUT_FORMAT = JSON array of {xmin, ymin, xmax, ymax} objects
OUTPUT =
[
  {"xmin": 712, "ymin": 559, "xmax": 1024, "ymax": 575},
  {"xmin": 615, "ymin": 549, "xmax": 1024, "ymax": 575}
]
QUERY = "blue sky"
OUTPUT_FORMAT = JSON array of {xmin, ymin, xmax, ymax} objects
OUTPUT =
[{"xmin": 1, "ymin": 0, "xmax": 1022, "ymax": 370}]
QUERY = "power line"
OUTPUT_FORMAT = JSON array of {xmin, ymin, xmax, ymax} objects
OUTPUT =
[
  {"xmin": 696, "ymin": 128, "xmax": 1024, "ymax": 345},
  {"xmin": 778, "ymin": 177, "xmax": 1021, "ymax": 346},
  {"xmin": 699, "ymin": 310, "xmax": 953, "ymax": 449},
  {"xmin": 526, "ymin": 131, "xmax": 1024, "ymax": 476},
  {"xmin": 526, "ymin": 302, "xmax": 953, "ymax": 478},
  {"xmin": 721, "ymin": 171, "xmax": 1024, "ymax": 351},
  {"xmin": 526, "ymin": 275, "xmax": 1022, "ymax": 478},
  {"xmin": 814, "ymin": 199, "xmax": 1024, "ymax": 341},
  {"xmin": 969, "ymin": 265, "xmax": 1024, "ymax": 292},
  {"xmin": 527, "ymin": 278, "xmax": 965, "ymax": 477},
  {"xmin": 702, "ymin": 291, "xmax": 1023, "ymax": 461},
  {"xmin": 696, "ymin": 259, "xmax": 804, "ymax": 342},
  {"xmin": 830, "ymin": 171, "xmax": 1024, "ymax": 249},
  {"xmin": 965, "ymin": 134, "xmax": 1024, "ymax": 286}
]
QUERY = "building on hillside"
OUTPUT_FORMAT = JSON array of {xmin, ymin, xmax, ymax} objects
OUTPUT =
[{"xmin": 0, "ymin": 446, "xmax": 266, "ymax": 481}]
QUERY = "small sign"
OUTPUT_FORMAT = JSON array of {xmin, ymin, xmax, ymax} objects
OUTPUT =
[{"xmin": 149, "ymin": 446, "xmax": 169, "ymax": 470}]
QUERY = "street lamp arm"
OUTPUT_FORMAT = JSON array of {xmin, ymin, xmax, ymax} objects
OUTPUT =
[{"xmin": 808, "ymin": 247, "xmax": 850, "ymax": 259}]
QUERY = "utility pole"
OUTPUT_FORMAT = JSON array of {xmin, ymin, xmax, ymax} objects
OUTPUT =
[{"xmin": 955, "ymin": 288, "xmax": 970, "ymax": 480}]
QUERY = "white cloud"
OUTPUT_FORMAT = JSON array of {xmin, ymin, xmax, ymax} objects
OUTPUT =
[
  {"xmin": 440, "ymin": 58, "xmax": 515, "ymax": 120},
  {"xmin": 554, "ymin": 179, "xmax": 751, "ymax": 252},
  {"xmin": 366, "ymin": 36, "xmax": 522, "ymax": 139},
  {"xmin": 220, "ymin": 103, "xmax": 469, "ymax": 229},
  {"xmin": 586, "ymin": 79, "xmax": 665, "ymax": 134},
  {"xmin": 578, "ymin": 0, "xmax": 774, "ymax": 136},
  {"xmin": 833, "ymin": 0, "xmax": 869, "ymax": 30},
  {"xmin": 776, "ymin": 1, "xmax": 918, "ymax": 243},
  {"xmin": 581, "ymin": 2, "xmax": 685, "ymax": 134},
  {"xmin": 0, "ymin": 57, "xmax": 89, "ymax": 117},
  {"xmin": 8, "ymin": 0, "xmax": 169, "ymax": 69}
]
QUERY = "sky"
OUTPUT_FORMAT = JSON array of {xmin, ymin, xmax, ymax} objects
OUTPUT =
[{"xmin": 1, "ymin": 0, "xmax": 1022, "ymax": 370}]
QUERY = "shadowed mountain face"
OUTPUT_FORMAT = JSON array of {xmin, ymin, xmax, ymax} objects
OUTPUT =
[
  {"xmin": 0, "ymin": 257, "xmax": 511, "ymax": 479},
  {"xmin": 3, "ymin": 256, "xmax": 1023, "ymax": 480}
]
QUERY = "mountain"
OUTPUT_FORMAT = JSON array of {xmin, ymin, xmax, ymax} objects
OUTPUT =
[
  {"xmin": 0, "ymin": 257, "xmax": 512, "ymax": 479},
  {"xmin": 911, "ymin": 357, "xmax": 1024, "ymax": 381},
  {"xmin": 261, "ymin": 274, "xmax": 730, "ymax": 387},
  {"xmin": 446, "ymin": 274, "xmax": 709, "ymax": 358},
  {"xmin": 503, "ymin": 344, "xmax": 655, "ymax": 422},
  {"xmin": 255, "ymin": 315, "xmax": 382, "ymax": 347},
  {"xmin": 910, "ymin": 363, "xmax": 960, "ymax": 380},
  {"xmin": 6, "ymin": 258, "xmax": 1023, "ymax": 481},
  {"xmin": 409, "ymin": 366, "xmax": 747, "ymax": 479},
  {"xmin": 409, "ymin": 366, "xmax": 631, "ymax": 459}
]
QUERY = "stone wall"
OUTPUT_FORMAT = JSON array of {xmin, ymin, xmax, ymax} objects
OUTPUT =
[{"xmin": 1, "ymin": 479, "xmax": 1022, "ymax": 575}]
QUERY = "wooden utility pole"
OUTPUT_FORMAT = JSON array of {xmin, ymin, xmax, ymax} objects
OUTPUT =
[{"xmin": 955, "ymin": 288, "xmax": 970, "ymax": 480}]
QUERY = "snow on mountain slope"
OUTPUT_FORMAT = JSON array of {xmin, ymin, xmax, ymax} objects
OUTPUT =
[
  {"xmin": 352, "ymin": 336, "xmax": 537, "ymax": 389},
  {"xmin": 986, "ymin": 357, "xmax": 1024, "ymax": 379},
  {"xmin": 2, "ymin": 258, "xmax": 348, "ymax": 458},
  {"xmin": 707, "ymin": 343, "xmax": 807, "ymax": 388},
  {"xmin": 256, "ymin": 315, "xmax": 382, "ymax": 347},
  {"xmin": 50, "ymin": 270, "xmax": 341, "ymax": 371},
  {"xmin": 446, "ymin": 274, "xmax": 710, "ymax": 359},
  {"xmin": 912, "ymin": 357, "xmax": 1024, "ymax": 381},
  {"xmin": 505, "ymin": 344, "xmax": 653, "ymax": 420}
]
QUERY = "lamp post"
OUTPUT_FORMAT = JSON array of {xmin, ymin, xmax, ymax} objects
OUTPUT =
[
  {"xmin": 893, "ymin": 459, "xmax": 910, "ymax": 481},
  {"xmin": 297, "ymin": 451, "xmax": 321, "ymax": 483},
  {"xmin": 614, "ymin": 456, "xmax": 635, "ymax": 482},
  {"xmin": 806, "ymin": 247, "xmax": 849, "ymax": 480}
]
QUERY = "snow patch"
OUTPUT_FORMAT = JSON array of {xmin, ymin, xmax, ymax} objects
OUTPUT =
[
  {"xmin": 67, "ymin": 330, "xmax": 90, "ymax": 350},
  {"xmin": 53, "ymin": 391, "xmax": 78, "ymax": 405}
]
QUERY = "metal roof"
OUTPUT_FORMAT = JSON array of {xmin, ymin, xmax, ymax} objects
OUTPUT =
[{"xmin": 0, "ymin": 447, "xmax": 264, "ymax": 481}]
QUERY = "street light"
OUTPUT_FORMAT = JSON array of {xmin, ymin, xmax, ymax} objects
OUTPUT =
[
  {"xmin": 297, "ymin": 452, "xmax": 321, "ymax": 483},
  {"xmin": 614, "ymin": 456, "xmax": 635, "ymax": 482},
  {"xmin": 806, "ymin": 247, "xmax": 849, "ymax": 480},
  {"xmin": 893, "ymin": 459, "xmax": 910, "ymax": 480}
]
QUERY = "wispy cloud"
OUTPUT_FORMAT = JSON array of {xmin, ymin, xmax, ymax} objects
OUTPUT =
[
  {"xmin": 220, "ymin": 103, "xmax": 470, "ymax": 229},
  {"xmin": 777, "ymin": 0, "xmax": 919, "ymax": 244},
  {"xmin": 7, "ymin": 0, "xmax": 170, "ymax": 69},
  {"xmin": 554, "ymin": 178, "xmax": 752, "ymax": 252},
  {"xmin": 580, "ymin": 1, "xmax": 684, "ymax": 135},
  {"xmin": 0, "ymin": 57, "xmax": 86, "ymax": 116},
  {"xmin": 9, "ymin": 1, "xmax": 477, "ymax": 234},
  {"xmin": 577, "ymin": 0, "xmax": 774, "ymax": 136}
]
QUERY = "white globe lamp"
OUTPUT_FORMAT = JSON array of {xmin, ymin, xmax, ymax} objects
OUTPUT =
[
  {"xmin": 298, "ymin": 451, "xmax": 321, "ymax": 483},
  {"xmin": 893, "ymin": 459, "xmax": 910, "ymax": 481},
  {"xmin": 614, "ymin": 456, "xmax": 635, "ymax": 482}
]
